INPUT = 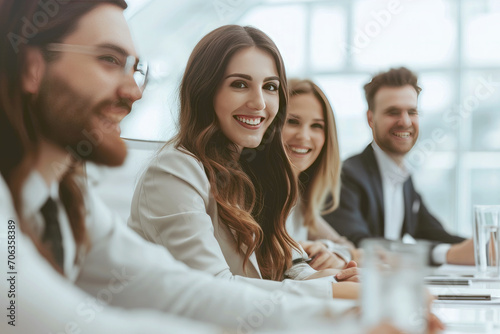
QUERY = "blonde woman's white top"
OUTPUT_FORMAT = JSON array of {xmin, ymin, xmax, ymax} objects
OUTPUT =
[{"xmin": 286, "ymin": 200, "xmax": 353, "ymax": 263}]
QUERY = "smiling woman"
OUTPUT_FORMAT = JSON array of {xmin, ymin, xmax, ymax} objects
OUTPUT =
[
  {"xmin": 283, "ymin": 79, "xmax": 360, "ymax": 272},
  {"xmin": 213, "ymin": 46, "xmax": 280, "ymax": 151},
  {"xmin": 128, "ymin": 25, "xmax": 359, "ymax": 300},
  {"xmin": 129, "ymin": 24, "xmax": 298, "ymax": 281}
]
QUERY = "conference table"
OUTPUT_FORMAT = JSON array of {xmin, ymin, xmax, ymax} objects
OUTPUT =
[{"xmin": 428, "ymin": 264, "xmax": 500, "ymax": 334}]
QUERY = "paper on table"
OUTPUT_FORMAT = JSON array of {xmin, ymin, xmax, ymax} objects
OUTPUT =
[
  {"xmin": 429, "ymin": 287, "xmax": 500, "ymax": 296},
  {"xmin": 433, "ymin": 297, "xmax": 500, "ymax": 305},
  {"xmin": 433, "ymin": 264, "xmax": 477, "ymax": 276},
  {"xmin": 431, "ymin": 264, "xmax": 500, "ymax": 281}
]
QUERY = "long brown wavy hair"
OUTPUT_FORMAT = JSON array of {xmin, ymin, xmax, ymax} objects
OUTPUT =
[
  {"xmin": 0, "ymin": 0, "xmax": 127, "ymax": 274},
  {"xmin": 172, "ymin": 25, "xmax": 299, "ymax": 280},
  {"xmin": 288, "ymin": 79, "xmax": 341, "ymax": 232}
]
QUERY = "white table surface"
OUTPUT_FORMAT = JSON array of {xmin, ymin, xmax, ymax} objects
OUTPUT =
[{"xmin": 428, "ymin": 265, "xmax": 500, "ymax": 333}]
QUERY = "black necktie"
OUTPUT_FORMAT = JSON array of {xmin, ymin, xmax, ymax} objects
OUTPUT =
[{"xmin": 40, "ymin": 198, "xmax": 64, "ymax": 269}]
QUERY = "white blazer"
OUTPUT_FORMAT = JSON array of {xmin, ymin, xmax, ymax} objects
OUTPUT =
[{"xmin": 128, "ymin": 145, "xmax": 333, "ymax": 299}]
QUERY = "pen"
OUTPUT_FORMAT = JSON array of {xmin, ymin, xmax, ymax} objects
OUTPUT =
[
  {"xmin": 437, "ymin": 294, "xmax": 491, "ymax": 301},
  {"xmin": 305, "ymin": 256, "xmax": 315, "ymax": 264},
  {"xmin": 425, "ymin": 280, "xmax": 470, "ymax": 286}
]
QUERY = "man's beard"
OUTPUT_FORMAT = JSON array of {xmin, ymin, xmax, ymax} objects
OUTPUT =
[
  {"xmin": 375, "ymin": 126, "xmax": 417, "ymax": 157},
  {"xmin": 33, "ymin": 71, "xmax": 130, "ymax": 167}
]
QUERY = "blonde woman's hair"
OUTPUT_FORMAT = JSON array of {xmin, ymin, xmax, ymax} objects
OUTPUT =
[{"xmin": 288, "ymin": 79, "xmax": 341, "ymax": 231}]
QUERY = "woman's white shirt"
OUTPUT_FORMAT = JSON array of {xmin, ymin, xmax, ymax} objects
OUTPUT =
[
  {"xmin": 286, "ymin": 203, "xmax": 309, "ymax": 242},
  {"xmin": 286, "ymin": 199, "xmax": 353, "ymax": 263}
]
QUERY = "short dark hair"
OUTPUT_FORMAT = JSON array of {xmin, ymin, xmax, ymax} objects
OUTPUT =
[{"xmin": 363, "ymin": 67, "xmax": 422, "ymax": 111}]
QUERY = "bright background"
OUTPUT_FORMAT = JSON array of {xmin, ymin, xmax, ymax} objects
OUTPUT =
[{"xmin": 119, "ymin": 0, "xmax": 500, "ymax": 237}]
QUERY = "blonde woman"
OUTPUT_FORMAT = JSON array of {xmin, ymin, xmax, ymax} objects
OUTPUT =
[{"xmin": 283, "ymin": 79, "xmax": 362, "ymax": 272}]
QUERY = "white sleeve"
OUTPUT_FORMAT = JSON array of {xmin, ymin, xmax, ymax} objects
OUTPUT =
[
  {"xmin": 432, "ymin": 243, "xmax": 452, "ymax": 264},
  {"xmin": 127, "ymin": 149, "xmax": 333, "ymax": 299},
  {"xmin": 284, "ymin": 245, "xmax": 319, "ymax": 280},
  {"xmin": 318, "ymin": 239, "xmax": 353, "ymax": 263},
  {"xmin": 75, "ymin": 187, "xmax": 352, "ymax": 330},
  {"xmin": 0, "ymin": 177, "xmax": 219, "ymax": 334}
]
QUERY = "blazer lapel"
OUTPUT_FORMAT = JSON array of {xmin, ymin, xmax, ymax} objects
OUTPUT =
[
  {"xmin": 231, "ymin": 230, "xmax": 262, "ymax": 278},
  {"xmin": 248, "ymin": 252, "xmax": 262, "ymax": 278},
  {"xmin": 363, "ymin": 145, "xmax": 385, "ymax": 236},
  {"xmin": 401, "ymin": 178, "xmax": 415, "ymax": 237}
]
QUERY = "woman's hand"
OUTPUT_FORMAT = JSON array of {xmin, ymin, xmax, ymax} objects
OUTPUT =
[
  {"xmin": 304, "ymin": 261, "xmax": 360, "ymax": 283},
  {"xmin": 331, "ymin": 281, "xmax": 360, "ymax": 299},
  {"xmin": 300, "ymin": 240, "xmax": 346, "ymax": 270},
  {"xmin": 350, "ymin": 248, "xmax": 364, "ymax": 266},
  {"xmin": 335, "ymin": 261, "xmax": 361, "ymax": 282}
]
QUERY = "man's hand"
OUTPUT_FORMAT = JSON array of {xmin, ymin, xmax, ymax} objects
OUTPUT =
[
  {"xmin": 300, "ymin": 240, "xmax": 346, "ymax": 270},
  {"xmin": 446, "ymin": 239, "xmax": 475, "ymax": 265},
  {"xmin": 368, "ymin": 315, "xmax": 444, "ymax": 334}
]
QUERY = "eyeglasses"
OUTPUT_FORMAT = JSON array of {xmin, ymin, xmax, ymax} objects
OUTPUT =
[{"xmin": 45, "ymin": 43, "xmax": 148, "ymax": 91}]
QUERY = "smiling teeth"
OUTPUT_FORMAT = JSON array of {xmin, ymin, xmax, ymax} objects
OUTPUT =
[
  {"xmin": 99, "ymin": 113, "xmax": 123, "ymax": 123},
  {"xmin": 236, "ymin": 116, "xmax": 262, "ymax": 125},
  {"xmin": 290, "ymin": 147, "xmax": 309, "ymax": 154},
  {"xmin": 394, "ymin": 132, "xmax": 410, "ymax": 138}
]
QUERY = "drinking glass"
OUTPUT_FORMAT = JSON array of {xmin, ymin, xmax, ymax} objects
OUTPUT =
[
  {"xmin": 361, "ymin": 239, "xmax": 429, "ymax": 334},
  {"xmin": 473, "ymin": 205, "xmax": 500, "ymax": 278}
]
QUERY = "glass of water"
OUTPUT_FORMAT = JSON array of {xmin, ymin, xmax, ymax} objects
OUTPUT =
[
  {"xmin": 361, "ymin": 239, "xmax": 429, "ymax": 334},
  {"xmin": 473, "ymin": 205, "xmax": 500, "ymax": 278}
]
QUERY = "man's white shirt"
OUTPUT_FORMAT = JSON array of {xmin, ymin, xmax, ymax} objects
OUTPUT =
[
  {"xmin": 371, "ymin": 142, "xmax": 451, "ymax": 264},
  {"xmin": 0, "ymin": 171, "xmax": 354, "ymax": 333}
]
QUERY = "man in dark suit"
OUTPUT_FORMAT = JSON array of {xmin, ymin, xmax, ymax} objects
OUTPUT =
[{"xmin": 324, "ymin": 67, "xmax": 474, "ymax": 265}]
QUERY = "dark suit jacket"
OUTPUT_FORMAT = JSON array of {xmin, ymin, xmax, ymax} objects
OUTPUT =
[{"xmin": 323, "ymin": 145, "xmax": 465, "ymax": 248}]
